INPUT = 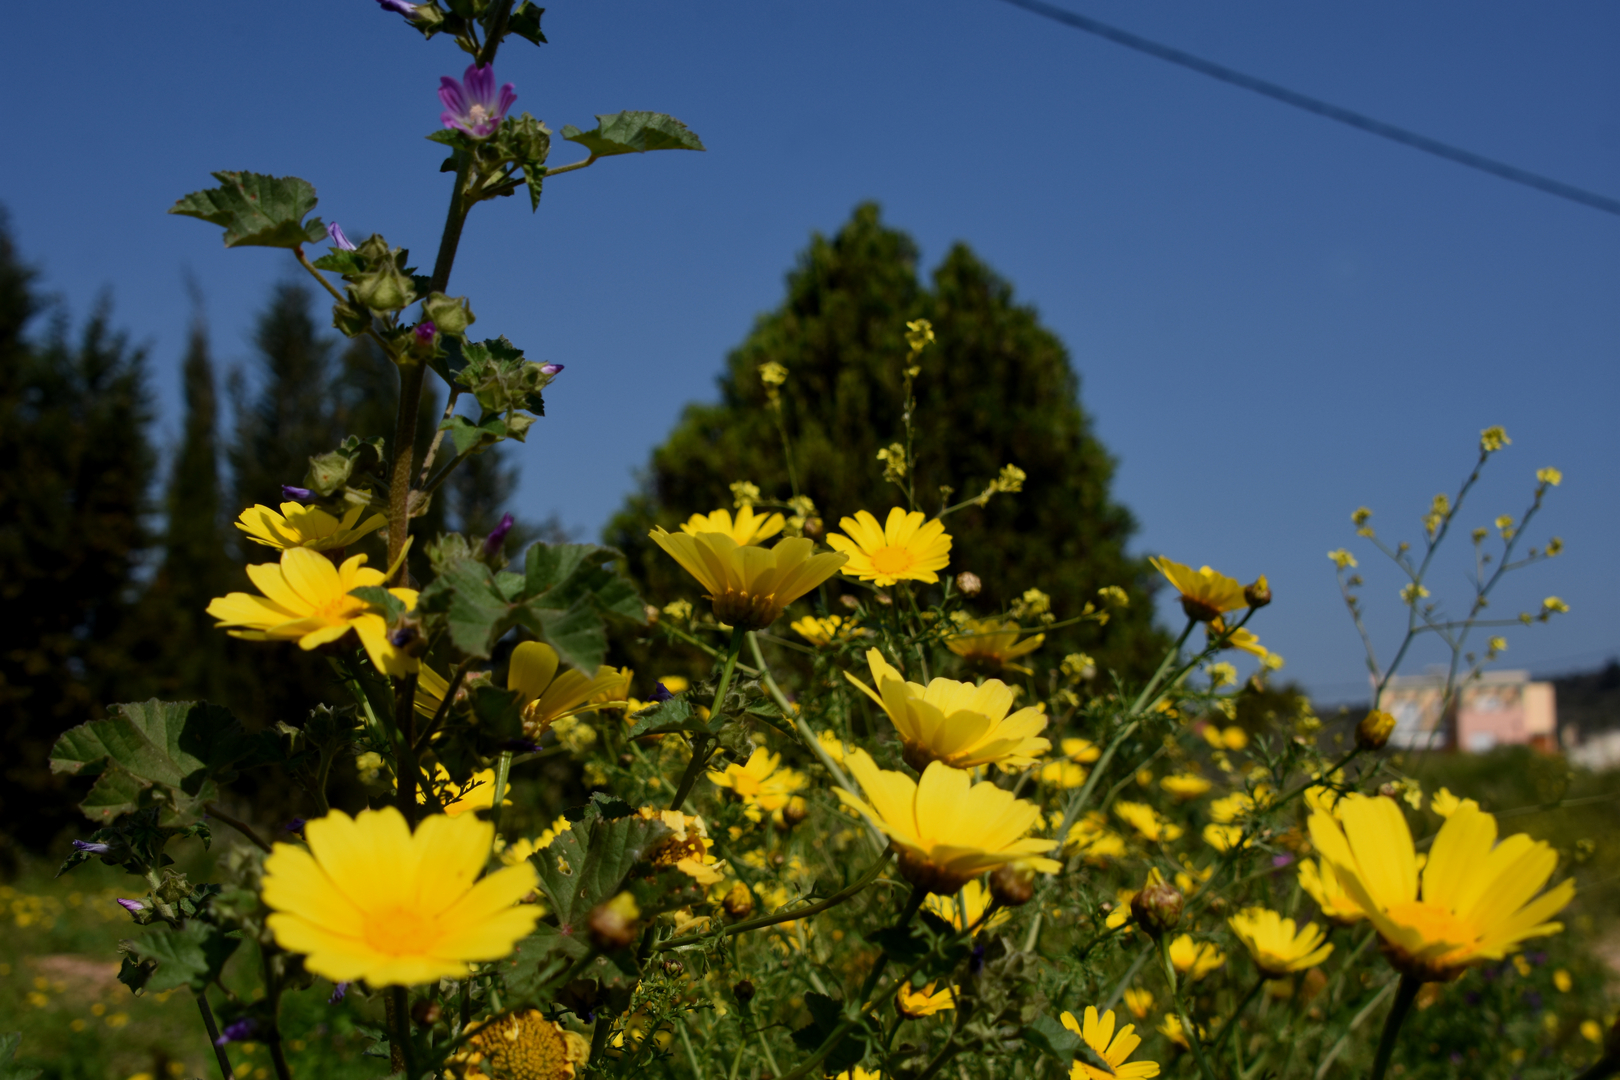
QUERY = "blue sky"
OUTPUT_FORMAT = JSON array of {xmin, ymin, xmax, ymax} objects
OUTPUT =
[{"xmin": 3, "ymin": 2, "xmax": 1616, "ymax": 701}]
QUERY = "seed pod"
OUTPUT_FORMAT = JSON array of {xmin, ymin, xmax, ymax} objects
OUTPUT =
[
  {"xmin": 1130, "ymin": 872, "xmax": 1183, "ymax": 937},
  {"xmin": 732, "ymin": 979, "xmax": 756, "ymax": 1006},
  {"xmin": 1245, "ymin": 575, "xmax": 1272, "ymax": 609},
  {"xmin": 955, "ymin": 571, "xmax": 983, "ymax": 597},
  {"xmin": 722, "ymin": 883, "xmax": 754, "ymax": 920}
]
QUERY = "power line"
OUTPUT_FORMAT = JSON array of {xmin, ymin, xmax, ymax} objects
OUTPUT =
[{"xmin": 994, "ymin": 0, "xmax": 1620, "ymax": 218}]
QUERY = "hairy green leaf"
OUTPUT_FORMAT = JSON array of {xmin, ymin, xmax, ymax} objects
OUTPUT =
[
  {"xmin": 0, "ymin": 1032, "xmax": 41, "ymax": 1080},
  {"xmin": 561, "ymin": 111, "xmax": 706, "ymax": 158},
  {"xmin": 129, "ymin": 921, "xmax": 240, "ymax": 994},
  {"xmin": 168, "ymin": 172, "xmax": 327, "ymax": 248},
  {"xmin": 532, "ymin": 797, "xmax": 669, "ymax": 930}
]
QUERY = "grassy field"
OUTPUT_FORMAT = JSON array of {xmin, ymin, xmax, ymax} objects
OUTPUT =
[{"xmin": 4, "ymin": 744, "xmax": 1616, "ymax": 1079}]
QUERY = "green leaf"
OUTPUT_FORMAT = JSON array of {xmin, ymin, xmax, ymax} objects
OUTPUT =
[
  {"xmin": 499, "ymin": 922, "xmax": 588, "ymax": 1003},
  {"xmin": 623, "ymin": 696, "xmax": 701, "ymax": 740},
  {"xmin": 523, "ymin": 596, "xmax": 607, "ymax": 673},
  {"xmin": 562, "ymin": 112, "xmax": 706, "ymax": 158},
  {"xmin": 469, "ymin": 684, "xmax": 525, "ymax": 741},
  {"xmin": 311, "ymin": 249, "xmax": 364, "ymax": 274},
  {"xmin": 1021, "ymin": 1012, "xmax": 1082, "ymax": 1062},
  {"xmin": 0, "ymin": 1033, "xmax": 41, "ymax": 1080},
  {"xmin": 129, "ymin": 921, "xmax": 240, "ymax": 994},
  {"xmin": 416, "ymin": 557, "xmax": 515, "ymax": 660},
  {"xmin": 50, "ymin": 701, "xmax": 262, "ymax": 823},
  {"xmin": 440, "ymin": 413, "xmax": 507, "ymax": 456},
  {"xmin": 790, "ymin": 992, "xmax": 867, "ymax": 1073},
  {"xmin": 348, "ymin": 586, "xmax": 407, "ymax": 621},
  {"xmin": 168, "ymin": 172, "xmax": 327, "ymax": 248},
  {"xmin": 507, "ymin": 2, "xmax": 548, "ymax": 46},
  {"xmin": 532, "ymin": 797, "xmax": 669, "ymax": 931}
]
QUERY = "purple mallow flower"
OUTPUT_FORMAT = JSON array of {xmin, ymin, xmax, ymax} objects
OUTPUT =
[
  {"xmin": 115, "ymin": 898, "xmax": 145, "ymax": 914},
  {"xmin": 329, "ymin": 981, "xmax": 349, "ymax": 1004},
  {"xmin": 215, "ymin": 1018, "xmax": 258, "ymax": 1047},
  {"xmin": 375, "ymin": 0, "xmax": 420, "ymax": 16},
  {"xmin": 284, "ymin": 818, "xmax": 306, "ymax": 834},
  {"xmin": 73, "ymin": 839, "xmax": 110, "ymax": 855},
  {"xmin": 327, "ymin": 221, "xmax": 356, "ymax": 251},
  {"xmin": 439, "ymin": 64, "xmax": 516, "ymax": 139},
  {"xmin": 482, "ymin": 513, "xmax": 515, "ymax": 555},
  {"xmin": 1271, "ymin": 854, "xmax": 1294, "ymax": 868},
  {"xmin": 540, "ymin": 362, "xmax": 564, "ymax": 377},
  {"xmin": 414, "ymin": 322, "xmax": 438, "ymax": 344},
  {"xmin": 282, "ymin": 485, "xmax": 314, "ymax": 502},
  {"xmin": 650, "ymin": 683, "xmax": 675, "ymax": 703}
]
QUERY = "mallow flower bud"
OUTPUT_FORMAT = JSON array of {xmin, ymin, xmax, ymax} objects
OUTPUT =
[
  {"xmin": 1130, "ymin": 870, "xmax": 1183, "ymax": 937},
  {"xmin": 422, "ymin": 292, "xmax": 475, "ymax": 337},
  {"xmin": 1357, "ymin": 709, "xmax": 1397, "ymax": 751}
]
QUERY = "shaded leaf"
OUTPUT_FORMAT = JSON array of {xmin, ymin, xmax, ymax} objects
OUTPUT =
[
  {"xmin": 129, "ymin": 921, "xmax": 240, "ymax": 993},
  {"xmin": 168, "ymin": 172, "xmax": 327, "ymax": 248},
  {"xmin": 0, "ymin": 1032, "xmax": 41, "ymax": 1080},
  {"xmin": 507, "ymin": 2, "xmax": 547, "ymax": 46},
  {"xmin": 532, "ymin": 798, "xmax": 668, "ymax": 930},
  {"xmin": 623, "ymin": 696, "xmax": 701, "ymax": 740},
  {"xmin": 1021, "ymin": 1012, "xmax": 1082, "ymax": 1062}
]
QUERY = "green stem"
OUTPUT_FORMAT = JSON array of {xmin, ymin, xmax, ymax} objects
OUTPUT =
[
  {"xmin": 490, "ymin": 749, "xmax": 515, "ymax": 839},
  {"xmin": 1209, "ymin": 976, "xmax": 1266, "ymax": 1059},
  {"xmin": 668, "ymin": 627, "xmax": 745, "ymax": 812},
  {"xmin": 194, "ymin": 991, "xmax": 239, "ymax": 1080},
  {"xmin": 1368, "ymin": 974, "xmax": 1421, "ymax": 1080},
  {"xmin": 391, "ymin": 986, "xmax": 418, "ymax": 1079},
  {"xmin": 394, "ymin": 671, "xmax": 423, "ymax": 826},
  {"xmin": 386, "ymin": 359, "xmax": 426, "ymax": 586},
  {"xmin": 657, "ymin": 851, "xmax": 892, "ymax": 951},
  {"xmin": 1159, "ymin": 935, "xmax": 1217, "ymax": 1080},
  {"xmin": 203, "ymin": 803, "xmax": 272, "ymax": 854}
]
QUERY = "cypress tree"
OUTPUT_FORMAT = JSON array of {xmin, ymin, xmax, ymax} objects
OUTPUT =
[
  {"xmin": 0, "ymin": 212, "xmax": 156, "ymax": 850},
  {"xmin": 606, "ymin": 204, "xmax": 1165, "ymax": 680}
]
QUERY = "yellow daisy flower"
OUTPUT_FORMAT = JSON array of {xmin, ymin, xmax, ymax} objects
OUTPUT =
[
  {"xmin": 834, "ymin": 748, "xmax": 1059, "ymax": 894},
  {"xmin": 1156, "ymin": 1013, "xmax": 1202, "ymax": 1048},
  {"xmin": 648, "ymin": 529, "xmax": 846, "ymax": 630},
  {"xmin": 1149, "ymin": 557, "xmax": 1248, "ymax": 623},
  {"xmin": 706, "ymin": 747, "xmax": 808, "ymax": 820},
  {"xmin": 413, "ymin": 664, "xmax": 455, "ymax": 718},
  {"xmin": 1061, "ymin": 1006, "xmax": 1160, "ymax": 1080},
  {"xmin": 1201, "ymin": 824, "xmax": 1247, "ymax": 853},
  {"xmin": 945, "ymin": 618, "xmax": 1045, "ymax": 675},
  {"xmin": 639, "ymin": 807, "xmax": 724, "ymax": 885},
  {"xmin": 1041, "ymin": 737, "xmax": 1102, "ymax": 789},
  {"xmin": 206, "ymin": 548, "xmax": 418, "ymax": 676},
  {"xmin": 1112, "ymin": 801, "xmax": 1183, "ymax": 844},
  {"xmin": 260, "ymin": 807, "xmax": 540, "ymax": 986},
  {"xmin": 1122, "ymin": 987, "xmax": 1154, "ymax": 1021},
  {"xmin": 495, "ymin": 816, "xmax": 572, "ymax": 867},
  {"xmin": 826, "ymin": 508, "xmax": 952, "ymax": 586},
  {"xmin": 897, "ymin": 981, "xmax": 956, "ymax": 1018},
  {"xmin": 459, "ymin": 1009, "xmax": 591, "ymax": 1080},
  {"xmin": 845, "ymin": 648, "xmax": 1050, "ymax": 772},
  {"xmin": 1297, "ymin": 858, "xmax": 1364, "ymax": 926},
  {"xmin": 924, "ymin": 879, "xmax": 1011, "ymax": 935},
  {"xmin": 1168, "ymin": 935, "xmax": 1226, "ymax": 980},
  {"xmin": 234, "ymin": 501, "xmax": 386, "ymax": 551},
  {"xmin": 420, "ymin": 765, "xmax": 511, "ymax": 818},
  {"xmin": 1227, "ymin": 908, "xmax": 1334, "ymax": 977},
  {"xmin": 791, "ymin": 613, "xmax": 851, "ymax": 646},
  {"xmin": 1207, "ymin": 617, "xmax": 1267, "ymax": 659},
  {"xmin": 1308, "ymin": 794, "xmax": 1573, "ymax": 981},
  {"xmin": 509, "ymin": 641, "xmax": 629, "ymax": 740},
  {"xmin": 1428, "ymin": 787, "xmax": 1478, "ymax": 819},
  {"xmin": 679, "ymin": 506, "xmax": 785, "ymax": 546},
  {"xmin": 1065, "ymin": 812, "xmax": 1127, "ymax": 862},
  {"xmin": 1159, "ymin": 773, "xmax": 1212, "ymax": 800},
  {"xmin": 833, "ymin": 1069, "xmax": 882, "ymax": 1080}
]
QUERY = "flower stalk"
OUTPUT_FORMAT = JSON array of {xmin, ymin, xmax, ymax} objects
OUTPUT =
[{"xmin": 1367, "ymin": 974, "xmax": 1421, "ymax": 1080}]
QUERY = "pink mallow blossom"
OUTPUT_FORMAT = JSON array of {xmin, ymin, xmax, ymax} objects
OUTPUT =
[{"xmin": 439, "ymin": 64, "xmax": 516, "ymax": 140}]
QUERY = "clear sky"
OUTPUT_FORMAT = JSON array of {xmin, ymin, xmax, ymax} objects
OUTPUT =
[{"xmin": 3, "ymin": 2, "xmax": 1616, "ymax": 702}]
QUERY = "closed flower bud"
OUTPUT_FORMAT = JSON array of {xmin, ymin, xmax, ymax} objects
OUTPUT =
[
  {"xmin": 732, "ymin": 979, "xmax": 756, "ymax": 1006},
  {"xmin": 801, "ymin": 516, "xmax": 824, "ymax": 539},
  {"xmin": 352, "ymin": 265, "xmax": 415, "ymax": 313},
  {"xmin": 780, "ymin": 795, "xmax": 809, "ymax": 829},
  {"xmin": 422, "ymin": 292, "xmax": 476, "ymax": 337},
  {"xmin": 722, "ymin": 883, "xmax": 754, "ymax": 919},
  {"xmin": 955, "ymin": 571, "xmax": 983, "ymax": 597},
  {"xmin": 1130, "ymin": 871, "xmax": 1183, "ymax": 937},
  {"xmin": 410, "ymin": 1000, "xmax": 443, "ymax": 1026},
  {"xmin": 990, "ymin": 863, "xmax": 1036, "ymax": 907},
  {"xmin": 1245, "ymin": 576, "xmax": 1272, "ymax": 609},
  {"xmin": 587, "ymin": 892, "xmax": 640, "ymax": 951},
  {"xmin": 1357, "ymin": 709, "xmax": 1397, "ymax": 751}
]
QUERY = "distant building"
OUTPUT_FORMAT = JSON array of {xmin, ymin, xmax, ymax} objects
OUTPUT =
[{"xmin": 1381, "ymin": 669, "xmax": 1557, "ymax": 752}]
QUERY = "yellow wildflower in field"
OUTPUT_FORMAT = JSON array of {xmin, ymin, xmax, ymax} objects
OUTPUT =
[
  {"xmin": 496, "ymin": 816, "xmax": 572, "ymax": 866},
  {"xmin": 1160, "ymin": 773, "xmax": 1211, "ymax": 800},
  {"xmin": 1202, "ymin": 824, "xmax": 1248, "ymax": 853},
  {"xmin": 1041, "ymin": 737, "xmax": 1102, "ymax": 788},
  {"xmin": 707, "ymin": 747, "xmax": 808, "ymax": 820},
  {"xmin": 649, "ymin": 528, "xmax": 846, "ymax": 630},
  {"xmin": 1553, "ymin": 969, "xmax": 1573, "ymax": 993},
  {"xmin": 897, "ymin": 981, "xmax": 955, "ymax": 1018},
  {"xmin": 640, "ymin": 807, "xmax": 724, "ymax": 885},
  {"xmin": 833, "ymin": 1069, "xmax": 882, "ymax": 1080},
  {"xmin": 1428, "ymin": 787, "xmax": 1478, "ymax": 819},
  {"xmin": 1157, "ymin": 1014, "xmax": 1203, "ymax": 1048},
  {"xmin": 845, "ymin": 648, "xmax": 1050, "ymax": 772},
  {"xmin": 826, "ymin": 508, "xmax": 952, "ymax": 586},
  {"xmin": 1149, "ymin": 557, "xmax": 1248, "ymax": 623},
  {"xmin": 421, "ymin": 766, "xmax": 510, "ymax": 818},
  {"xmin": 680, "ymin": 505, "xmax": 785, "ymax": 546},
  {"xmin": 1308, "ymin": 794, "xmax": 1573, "ymax": 981},
  {"xmin": 1202, "ymin": 725, "xmax": 1249, "ymax": 751},
  {"xmin": 1122, "ymin": 987, "xmax": 1153, "ymax": 1020},
  {"xmin": 508, "ymin": 641, "xmax": 628, "ymax": 740},
  {"xmin": 458, "ymin": 1008, "xmax": 590, "ymax": 1080},
  {"xmin": 945, "ymin": 618, "xmax": 1045, "ymax": 674},
  {"xmin": 1061, "ymin": 1006, "xmax": 1160, "ymax": 1080},
  {"xmin": 1168, "ymin": 935, "xmax": 1226, "ymax": 980},
  {"xmin": 1066, "ymin": 812, "xmax": 1127, "ymax": 861},
  {"xmin": 235, "ymin": 501, "xmax": 387, "ymax": 551},
  {"xmin": 1207, "ymin": 618, "xmax": 1267, "ymax": 659},
  {"xmin": 834, "ymin": 748, "xmax": 1059, "ymax": 893},
  {"xmin": 1113, "ymin": 801, "xmax": 1182, "ymax": 844},
  {"xmin": 413, "ymin": 665, "xmax": 455, "ymax": 718},
  {"xmin": 925, "ymin": 880, "xmax": 1011, "ymax": 935},
  {"xmin": 261, "ymin": 807, "xmax": 540, "ymax": 985},
  {"xmin": 206, "ymin": 548, "xmax": 418, "ymax": 676},
  {"xmin": 1228, "ymin": 908, "xmax": 1333, "ymax": 976},
  {"xmin": 1297, "ymin": 859, "xmax": 1364, "ymax": 926},
  {"xmin": 791, "ymin": 613, "xmax": 850, "ymax": 646}
]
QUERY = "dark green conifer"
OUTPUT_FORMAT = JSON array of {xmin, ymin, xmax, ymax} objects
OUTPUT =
[{"xmin": 606, "ymin": 204, "xmax": 1165, "ymax": 681}]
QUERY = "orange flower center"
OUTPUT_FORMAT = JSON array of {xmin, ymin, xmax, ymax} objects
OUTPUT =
[
  {"xmin": 869, "ymin": 545, "xmax": 917, "ymax": 576},
  {"xmin": 1383, "ymin": 900, "xmax": 1477, "ymax": 953},
  {"xmin": 363, "ymin": 906, "xmax": 441, "ymax": 956},
  {"xmin": 312, "ymin": 594, "xmax": 366, "ymax": 625}
]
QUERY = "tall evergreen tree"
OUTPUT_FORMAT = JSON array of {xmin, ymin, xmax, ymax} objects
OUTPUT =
[
  {"xmin": 606, "ymin": 204, "xmax": 1165, "ymax": 680},
  {"xmin": 0, "ymin": 213, "xmax": 156, "ymax": 851}
]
